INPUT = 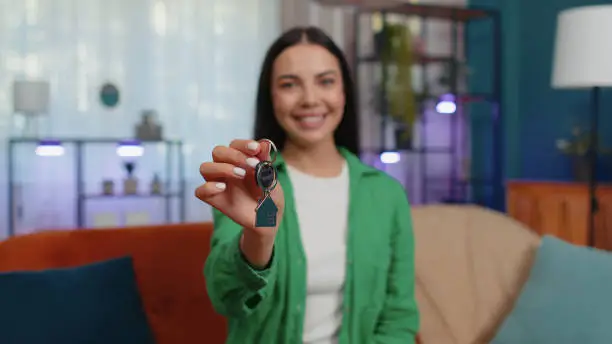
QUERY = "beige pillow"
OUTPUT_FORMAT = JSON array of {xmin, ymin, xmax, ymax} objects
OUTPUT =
[{"xmin": 411, "ymin": 205, "xmax": 540, "ymax": 344}]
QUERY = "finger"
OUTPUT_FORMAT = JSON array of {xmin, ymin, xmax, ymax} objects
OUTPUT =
[
  {"xmin": 256, "ymin": 140, "xmax": 272, "ymax": 161},
  {"xmin": 194, "ymin": 182, "xmax": 227, "ymax": 201},
  {"xmin": 199, "ymin": 162, "xmax": 247, "ymax": 181},
  {"xmin": 212, "ymin": 145, "xmax": 260, "ymax": 170},
  {"xmin": 229, "ymin": 139, "xmax": 261, "ymax": 156}
]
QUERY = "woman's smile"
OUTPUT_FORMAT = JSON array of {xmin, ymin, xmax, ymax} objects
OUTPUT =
[{"xmin": 292, "ymin": 113, "xmax": 328, "ymax": 130}]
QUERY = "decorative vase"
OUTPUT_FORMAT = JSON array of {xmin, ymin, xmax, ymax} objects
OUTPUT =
[
  {"xmin": 135, "ymin": 109, "xmax": 163, "ymax": 141},
  {"xmin": 123, "ymin": 161, "xmax": 138, "ymax": 194},
  {"xmin": 150, "ymin": 173, "xmax": 162, "ymax": 195},
  {"xmin": 124, "ymin": 178, "xmax": 138, "ymax": 195},
  {"xmin": 102, "ymin": 180, "xmax": 114, "ymax": 195}
]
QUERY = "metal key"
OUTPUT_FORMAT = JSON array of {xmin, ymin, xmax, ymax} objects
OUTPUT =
[{"xmin": 254, "ymin": 139, "xmax": 279, "ymax": 228}]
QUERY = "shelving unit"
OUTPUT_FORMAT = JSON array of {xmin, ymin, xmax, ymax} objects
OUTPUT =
[
  {"xmin": 7, "ymin": 138, "xmax": 185, "ymax": 236},
  {"xmin": 314, "ymin": 0, "xmax": 503, "ymax": 209}
]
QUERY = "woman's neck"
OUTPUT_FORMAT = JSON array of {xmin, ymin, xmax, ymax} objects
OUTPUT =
[{"xmin": 282, "ymin": 139, "xmax": 345, "ymax": 178}]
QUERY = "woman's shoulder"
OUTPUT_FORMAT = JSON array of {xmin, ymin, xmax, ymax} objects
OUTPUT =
[
  {"xmin": 340, "ymin": 148, "xmax": 409, "ymax": 201},
  {"xmin": 359, "ymin": 166, "xmax": 407, "ymax": 197},
  {"xmin": 369, "ymin": 174, "xmax": 409, "ymax": 210}
]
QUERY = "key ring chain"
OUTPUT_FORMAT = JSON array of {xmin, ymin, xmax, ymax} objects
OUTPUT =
[{"xmin": 258, "ymin": 138, "xmax": 278, "ymax": 164}]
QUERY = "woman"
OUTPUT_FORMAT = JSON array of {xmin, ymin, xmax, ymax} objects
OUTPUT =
[{"xmin": 196, "ymin": 26, "xmax": 419, "ymax": 344}]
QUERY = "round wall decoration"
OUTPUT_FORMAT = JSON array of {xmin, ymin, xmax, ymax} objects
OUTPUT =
[{"xmin": 99, "ymin": 83, "xmax": 120, "ymax": 108}]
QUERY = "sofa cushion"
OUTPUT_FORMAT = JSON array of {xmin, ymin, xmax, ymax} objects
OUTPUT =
[
  {"xmin": 412, "ymin": 205, "xmax": 540, "ymax": 343},
  {"xmin": 0, "ymin": 256, "xmax": 155, "ymax": 344},
  {"xmin": 493, "ymin": 235, "xmax": 612, "ymax": 344},
  {"xmin": 0, "ymin": 223, "xmax": 226, "ymax": 344}
]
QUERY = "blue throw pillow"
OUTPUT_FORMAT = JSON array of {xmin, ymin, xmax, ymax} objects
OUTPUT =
[
  {"xmin": 0, "ymin": 256, "xmax": 155, "ymax": 344},
  {"xmin": 492, "ymin": 235, "xmax": 612, "ymax": 344}
]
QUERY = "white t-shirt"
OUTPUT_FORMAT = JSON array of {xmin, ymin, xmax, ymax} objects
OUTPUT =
[{"xmin": 287, "ymin": 162, "xmax": 350, "ymax": 344}]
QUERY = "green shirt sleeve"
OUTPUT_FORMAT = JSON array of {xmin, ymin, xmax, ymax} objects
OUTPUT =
[
  {"xmin": 204, "ymin": 209, "xmax": 277, "ymax": 318},
  {"xmin": 374, "ymin": 181, "xmax": 420, "ymax": 343}
]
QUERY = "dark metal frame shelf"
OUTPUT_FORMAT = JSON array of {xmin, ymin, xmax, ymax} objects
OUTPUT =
[
  {"xmin": 315, "ymin": 1, "xmax": 493, "ymax": 20},
  {"xmin": 7, "ymin": 138, "xmax": 186, "ymax": 236},
  {"xmin": 315, "ymin": 0, "xmax": 503, "ymax": 208}
]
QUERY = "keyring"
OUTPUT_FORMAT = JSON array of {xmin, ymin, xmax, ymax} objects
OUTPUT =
[{"xmin": 258, "ymin": 138, "xmax": 278, "ymax": 164}]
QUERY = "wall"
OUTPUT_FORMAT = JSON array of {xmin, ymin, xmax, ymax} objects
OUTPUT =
[
  {"xmin": 468, "ymin": 0, "xmax": 612, "ymax": 185},
  {"xmin": 0, "ymin": 0, "xmax": 280, "ymax": 238},
  {"xmin": 516, "ymin": 0, "xmax": 612, "ymax": 181},
  {"xmin": 281, "ymin": 0, "xmax": 352, "ymax": 49}
]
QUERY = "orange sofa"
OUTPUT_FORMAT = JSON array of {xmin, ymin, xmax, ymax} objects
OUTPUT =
[
  {"xmin": 0, "ymin": 223, "xmax": 227, "ymax": 344},
  {"xmin": 0, "ymin": 223, "xmax": 423, "ymax": 344}
]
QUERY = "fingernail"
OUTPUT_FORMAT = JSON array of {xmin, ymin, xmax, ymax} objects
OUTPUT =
[
  {"xmin": 233, "ymin": 167, "xmax": 246, "ymax": 177},
  {"xmin": 247, "ymin": 141, "xmax": 259, "ymax": 151},
  {"xmin": 215, "ymin": 182, "xmax": 226, "ymax": 190},
  {"xmin": 246, "ymin": 157, "xmax": 259, "ymax": 168}
]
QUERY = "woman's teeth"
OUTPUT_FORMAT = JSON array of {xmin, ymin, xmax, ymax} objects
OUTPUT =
[
  {"xmin": 299, "ymin": 116, "xmax": 324, "ymax": 123},
  {"xmin": 295, "ymin": 114, "xmax": 326, "ymax": 129}
]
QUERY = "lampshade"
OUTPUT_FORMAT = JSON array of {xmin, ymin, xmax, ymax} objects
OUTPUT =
[
  {"xmin": 13, "ymin": 80, "xmax": 50, "ymax": 114},
  {"xmin": 551, "ymin": 5, "xmax": 612, "ymax": 89}
]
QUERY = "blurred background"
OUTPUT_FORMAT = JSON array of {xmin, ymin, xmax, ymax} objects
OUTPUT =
[{"xmin": 1, "ymin": 0, "xmax": 611, "ymax": 242}]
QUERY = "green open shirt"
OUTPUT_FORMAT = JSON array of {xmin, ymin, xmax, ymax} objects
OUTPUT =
[{"xmin": 204, "ymin": 148, "xmax": 419, "ymax": 343}]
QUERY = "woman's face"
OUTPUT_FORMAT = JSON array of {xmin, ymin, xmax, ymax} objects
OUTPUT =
[{"xmin": 271, "ymin": 43, "xmax": 345, "ymax": 149}]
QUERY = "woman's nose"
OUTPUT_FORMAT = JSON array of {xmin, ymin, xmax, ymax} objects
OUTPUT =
[{"xmin": 300, "ymin": 85, "xmax": 318, "ymax": 106}]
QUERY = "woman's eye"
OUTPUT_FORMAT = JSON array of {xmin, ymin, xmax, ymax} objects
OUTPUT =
[
  {"xmin": 320, "ymin": 78, "xmax": 335, "ymax": 85},
  {"xmin": 280, "ymin": 82, "xmax": 294, "ymax": 89}
]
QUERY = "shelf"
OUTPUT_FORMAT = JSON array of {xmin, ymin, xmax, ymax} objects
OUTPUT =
[
  {"xmin": 7, "ymin": 136, "xmax": 186, "ymax": 235},
  {"xmin": 80, "ymin": 193, "xmax": 181, "ymax": 200},
  {"xmin": 314, "ymin": 0, "xmax": 494, "ymax": 21},
  {"xmin": 400, "ymin": 92, "xmax": 493, "ymax": 103},
  {"xmin": 417, "ymin": 147, "xmax": 453, "ymax": 153},
  {"xmin": 412, "ymin": 147, "xmax": 453, "ymax": 154},
  {"xmin": 315, "ymin": 0, "xmax": 404, "ymax": 9},
  {"xmin": 314, "ymin": 0, "xmax": 403, "ymax": 8},
  {"xmin": 346, "ymin": 0, "xmax": 503, "ymax": 209},
  {"xmin": 8, "ymin": 138, "xmax": 182, "ymax": 144},
  {"xmin": 425, "ymin": 177, "xmax": 494, "ymax": 186},
  {"xmin": 415, "ymin": 92, "xmax": 493, "ymax": 103},
  {"xmin": 363, "ymin": 87, "xmax": 494, "ymax": 104},
  {"xmin": 457, "ymin": 178, "xmax": 494, "ymax": 186},
  {"xmin": 361, "ymin": 147, "xmax": 453, "ymax": 154},
  {"xmin": 359, "ymin": 54, "xmax": 455, "ymax": 65}
]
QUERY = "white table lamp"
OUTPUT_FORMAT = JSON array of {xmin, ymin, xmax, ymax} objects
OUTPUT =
[
  {"xmin": 12, "ymin": 80, "xmax": 50, "ymax": 137},
  {"xmin": 13, "ymin": 80, "xmax": 50, "ymax": 114},
  {"xmin": 552, "ymin": 5, "xmax": 612, "ymax": 89},
  {"xmin": 551, "ymin": 4, "xmax": 612, "ymax": 247}
]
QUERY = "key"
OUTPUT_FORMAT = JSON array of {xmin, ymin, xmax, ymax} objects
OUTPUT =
[{"xmin": 254, "ymin": 139, "xmax": 279, "ymax": 228}]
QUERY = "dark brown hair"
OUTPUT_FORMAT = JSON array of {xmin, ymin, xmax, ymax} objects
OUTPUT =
[{"xmin": 253, "ymin": 26, "xmax": 359, "ymax": 156}]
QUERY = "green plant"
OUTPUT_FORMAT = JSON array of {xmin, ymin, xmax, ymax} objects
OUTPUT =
[
  {"xmin": 379, "ymin": 23, "xmax": 417, "ymax": 140},
  {"xmin": 556, "ymin": 126, "xmax": 612, "ymax": 156}
]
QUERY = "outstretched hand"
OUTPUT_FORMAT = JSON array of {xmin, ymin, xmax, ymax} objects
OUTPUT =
[{"xmin": 195, "ymin": 139, "xmax": 285, "ymax": 236}]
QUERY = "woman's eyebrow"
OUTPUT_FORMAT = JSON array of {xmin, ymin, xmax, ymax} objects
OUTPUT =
[
  {"xmin": 277, "ymin": 74, "xmax": 299, "ymax": 80},
  {"xmin": 276, "ymin": 69, "xmax": 337, "ymax": 80},
  {"xmin": 316, "ymin": 70, "xmax": 337, "ymax": 78}
]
